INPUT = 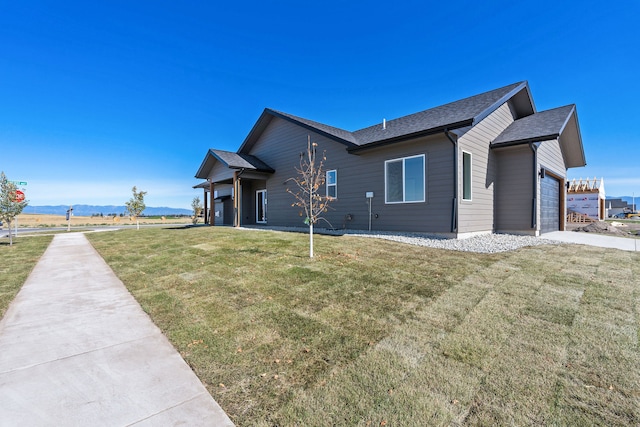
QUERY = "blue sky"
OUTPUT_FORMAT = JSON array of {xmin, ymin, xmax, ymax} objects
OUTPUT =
[{"xmin": 1, "ymin": 1, "xmax": 638, "ymax": 208}]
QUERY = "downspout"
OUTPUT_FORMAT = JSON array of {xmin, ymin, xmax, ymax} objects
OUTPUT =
[
  {"xmin": 529, "ymin": 143, "xmax": 539, "ymax": 230},
  {"xmin": 444, "ymin": 130, "xmax": 458, "ymax": 233}
]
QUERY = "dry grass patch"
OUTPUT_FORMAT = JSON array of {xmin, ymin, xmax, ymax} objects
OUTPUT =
[
  {"xmin": 16, "ymin": 213, "xmax": 189, "ymax": 228},
  {"xmin": 87, "ymin": 227, "xmax": 640, "ymax": 426}
]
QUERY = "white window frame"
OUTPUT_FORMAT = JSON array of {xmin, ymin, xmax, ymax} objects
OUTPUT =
[
  {"xmin": 256, "ymin": 189, "xmax": 267, "ymax": 223},
  {"xmin": 326, "ymin": 169, "xmax": 337, "ymax": 199},
  {"xmin": 384, "ymin": 154, "xmax": 426, "ymax": 204},
  {"xmin": 462, "ymin": 151, "xmax": 472, "ymax": 201}
]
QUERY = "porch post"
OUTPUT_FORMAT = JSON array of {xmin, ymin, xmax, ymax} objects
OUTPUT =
[
  {"xmin": 210, "ymin": 181, "xmax": 215, "ymax": 226},
  {"xmin": 233, "ymin": 171, "xmax": 241, "ymax": 228},
  {"xmin": 203, "ymin": 187, "xmax": 208, "ymax": 225}
]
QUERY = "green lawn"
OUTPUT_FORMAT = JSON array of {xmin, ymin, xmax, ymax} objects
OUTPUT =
[
  {"xmin": 77, "ymin": 227, "xmax": 638, "ymax": 426},
  {"xmin": 0, "ymin": 235, "xmax": 53, "ymax": 318}
]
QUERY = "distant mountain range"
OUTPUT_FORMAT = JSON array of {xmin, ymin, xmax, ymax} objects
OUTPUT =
[{"xmin": 24, "ymin": 205, "xmax": 192, "ymax": 216}]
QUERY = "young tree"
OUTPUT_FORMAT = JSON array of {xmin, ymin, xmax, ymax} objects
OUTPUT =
[
  {"xmin": 125, "ymin": 186, "xmax": 147, "ymax": 230},
  {"xmin": 0, "ymin": 171, "xmax": 29, "ymax": 246},
  {"xmin": 286, "ymin": 136, "xmax": 333, "ymax": 258},
  {"xmin": 191, "ymin": 196, "xmax": 203, "ymax": 225}
]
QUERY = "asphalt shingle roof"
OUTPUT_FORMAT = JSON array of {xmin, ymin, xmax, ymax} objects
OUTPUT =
[
  {"xmin": 267, "ymin": 82, "xmax": 526, "ymax": 148},
  {"xmin": 210, "ymin": 149, "xmax": 274, "ymax": 172},
  {"xmin": 492, "ymin": 105, "xmax": 575, "ymax": 146},
  {"xmin": 352, "ymin": 82, "xmax": 526, "ymax": 146}
]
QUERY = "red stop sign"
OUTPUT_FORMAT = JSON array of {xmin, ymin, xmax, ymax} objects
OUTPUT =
[{"xmin": 14, "ymin": 190, "xmax": 25, "ymax": 202}]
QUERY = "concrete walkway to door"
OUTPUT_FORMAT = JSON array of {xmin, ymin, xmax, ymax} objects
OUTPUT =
[{"xmin": 0, "ymin": 233, "xmax": 234, "ymax": 426}]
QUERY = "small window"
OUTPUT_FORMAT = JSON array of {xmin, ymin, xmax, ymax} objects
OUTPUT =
[
  {"xmin": 462, "ymin": 151, "xmax": 472, "ymax": 201},
  {"xmin": 385, "ymin": 154, "xmax": 425, "ymax": 203},
  {"xmin": 326, "ymin": 170, "xmax": 337, "ymax": 199}
]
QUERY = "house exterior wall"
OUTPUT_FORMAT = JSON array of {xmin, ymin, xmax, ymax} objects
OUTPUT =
[
  {"xmin": 457, "ymin": 102, "xmax": 516, "ymax": 235},
  {"xmin": 208, "ymin": 161, "xmax": 234, "ymax": 183},
  {"xmin": 537, "ymin": 139, "xmax": 566, "ymax": 178},
  {"xmin": 494, "ymin": 145, "xmax": 534, "ymax": 234},
  {"xmin": 245, "ymin": 117, "xmax": 454, "ymax": 233}
]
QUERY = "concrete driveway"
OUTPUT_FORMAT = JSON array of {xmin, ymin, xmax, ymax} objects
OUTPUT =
[{"xmin": 542, "ymin": 231, "xmax": 639, "ymax": 252}]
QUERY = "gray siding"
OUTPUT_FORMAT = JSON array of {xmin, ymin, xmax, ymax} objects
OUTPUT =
[
  {"xmin": 537, "ymin": 139, "xmax": 566, "ymax": 178},
  {"xmin": 457, "ymin": 102, "xmax": 516, "ymax": 234},
  {"xmin": 246, "ymin": 117, "xmax": 454, "ymax": 233},
  {"xmin": 207, "ymin": 161, "xmax": 234, "ymax": 183},
  {"xmin": 494, "ymin": 145, "xmax": 534, "ymax": 234}
]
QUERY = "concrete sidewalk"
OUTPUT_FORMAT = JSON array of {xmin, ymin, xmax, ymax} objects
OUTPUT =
[
  {"xmin": 542, "ymin": 231, "xmax": 640, "ymax": 252},
  {"xmin": 0, "ymin": 233, "xmax": 234, "ymax": 426}
]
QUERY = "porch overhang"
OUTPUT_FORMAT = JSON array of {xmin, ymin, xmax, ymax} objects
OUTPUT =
[{"xmin": 195, "ymin": 148, "xmax": 275, "ymax": 181}]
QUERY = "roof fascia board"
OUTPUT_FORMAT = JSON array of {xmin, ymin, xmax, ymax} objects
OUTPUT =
[
  {"xmin": 238, "ymin": 110, "xmax": 275, "ymax": 153},
  {"xmin": 239, "ymin": 109, "xmax": 355, "ymax": 154},
  {"xmin": 472, "ymin": 81, "xmax": 532, "ymax": 126},
  {"xmin": 208, "ymin": 149, "xmax": 234, "ymax": 168},
  {"xmin": 194, "ymin": 149, "xmax": 222, "ymax": 179},
  {"xmin": 490, "ymin": 134, "xmax": 560, "ymax": 149},
  {"xmin": 266, "ymin": 109, "xmax": 356, "ymax": 147},
  {"xmin": 564, "ymin": 106, "xmax": 586, "ymax": 165},
  {"xmin": 556, "ymin": 105, "xmax": 577, "ymax": 136},
  {"xmin": 347, "ymin": 119, "xmax": 474, "ymax": 154}
]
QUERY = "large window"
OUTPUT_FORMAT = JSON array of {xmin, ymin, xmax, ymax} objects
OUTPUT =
[
  {"xmin": 385, "ymin": 154, "xmax": 425, "ymax": 203},
  {"xmin": 326, "ymin": 170, "xmax": 337, "ymax": 199},
  {"xmin": 462, "ymin": 151, "xmax": 472, "ymax": 201}
]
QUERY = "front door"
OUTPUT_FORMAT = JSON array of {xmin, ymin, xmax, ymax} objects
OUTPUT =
[{"xmin": 256, "ymin": 190, "xmax": 267, "ymax": 223}]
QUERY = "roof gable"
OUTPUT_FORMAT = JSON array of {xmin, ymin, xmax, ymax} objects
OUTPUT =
[
  {"xmin": 492, "ymin": 105, "xmax": 586, "ymax": 168},
  {"xmin": 492, "ymin": 105, "xmax": 575, "ymax": 146},
  {"xmin": 195, "ymin": 148, "xmax": 274, "ymax": 179}
]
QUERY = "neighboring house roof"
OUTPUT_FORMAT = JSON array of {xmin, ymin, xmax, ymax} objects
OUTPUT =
[
  {"xmin": 239, "ymin": 81, "xmax": 535, "ymax": 154},
  {"xmin": 492, "ymin": 105, "xmax": 586, "ymax": 168},
  {"xmin": 195, "ymin": 148, "xmax": 274, "ymax": 179},
  {"xmin": 606, "ymin": 198, "xmax": 629, "ymax": 209}
]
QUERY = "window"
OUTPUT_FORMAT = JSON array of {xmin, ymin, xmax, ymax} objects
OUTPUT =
[
  {"xmin": 385, "ymin": 154, "xmax": 425, "ymax": 203},
  {"xmin": 462, "ymin": 151, "xmax": 472, "ymax": 201},
  {"xmin": 326, "ymin": 170, "xmax": 337, "ymax": 199}
]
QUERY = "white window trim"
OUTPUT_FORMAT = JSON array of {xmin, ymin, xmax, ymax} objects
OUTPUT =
[
  {"xmin": 326, "ymin": 169, "xmax": 337, "ymax": 199},
  {"xmin": 462, "ymin": 150, "xmax": 472, "ymax": 201},
  {"xmin": 384, "ymin": 154, "xmax": 426, "ymax": 204},
  {"xmin": 256, "ymin": 189, "xmax": 267, "ymax": 223}
]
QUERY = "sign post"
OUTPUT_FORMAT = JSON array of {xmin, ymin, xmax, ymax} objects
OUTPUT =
[
  {"xmin": 9, "ymin": 181, "xmax": 27, "ymax": 237},
  {"xmin": 66, "ymin": 206, "xmax": 73, "ymax": 232}
]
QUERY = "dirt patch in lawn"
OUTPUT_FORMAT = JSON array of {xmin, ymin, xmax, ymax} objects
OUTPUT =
[{"xmin": 568, "ymin": 221, "xmax": 640, "ymax": 238}]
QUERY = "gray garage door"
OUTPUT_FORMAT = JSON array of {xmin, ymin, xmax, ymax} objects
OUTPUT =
[{"xmin": 540, "ymin": 174, "xmax": 560, "ymax": 233}]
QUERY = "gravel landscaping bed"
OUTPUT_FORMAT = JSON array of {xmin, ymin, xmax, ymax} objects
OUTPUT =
[{"xmin": 242, "ymin": 226, "xmax": 561, "ymax": 253}]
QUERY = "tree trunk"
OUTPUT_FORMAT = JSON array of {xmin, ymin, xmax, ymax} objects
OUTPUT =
[
  {"xmin": 309, "ymin": 223, "xmax": 314, "ymax": 258},
  {"xmin": 7, "ymin": 219, "xmax": 13, "ymax": 246},
  {"xmin": 136, "ymin": 219, "xmax": 140, "ymax": 230}
]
